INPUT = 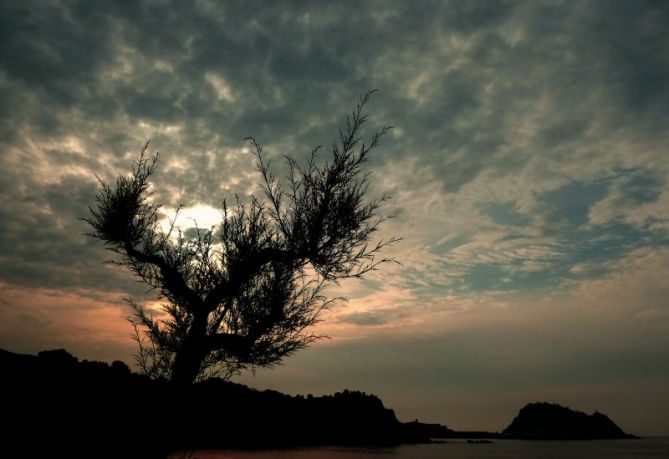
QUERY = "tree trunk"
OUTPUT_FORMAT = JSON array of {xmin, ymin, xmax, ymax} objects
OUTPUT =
[{"xmin": 171, "ymin": 312, "xmax": 208, "ymax": 384}]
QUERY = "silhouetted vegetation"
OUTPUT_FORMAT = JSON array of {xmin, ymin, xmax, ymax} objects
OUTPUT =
[
  {"xmin": 0, "ymin": 348, "xmax": 428, "ymax": 457},
  {"xmin": 502, "ymin": 402, "xmax": 636, "ymax": 439},
  {"xmin": 84, "ymin": 91, "xmax": 397, "ymax": 384}
]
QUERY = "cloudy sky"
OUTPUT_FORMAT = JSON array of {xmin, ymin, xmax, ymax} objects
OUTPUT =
[{"xmin": 1, "ymin": 0, "xmax": 668, "ymax": 434}]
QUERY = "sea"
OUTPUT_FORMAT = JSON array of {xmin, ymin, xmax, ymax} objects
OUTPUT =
[{"xmin": 171, "ymin": 438, "xmax": 669, "ymax": 459}]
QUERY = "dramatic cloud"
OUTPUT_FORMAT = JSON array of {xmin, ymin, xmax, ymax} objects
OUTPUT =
[{"xmin": 1, "ymin": 0, "xmax": 667, "ymax": 434}]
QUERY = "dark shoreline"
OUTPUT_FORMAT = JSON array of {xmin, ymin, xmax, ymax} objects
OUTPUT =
[
  {"xmin": 0, "ymin": 348, "xmax": 637, "ymax": 458},
  {"xmin": 1, "ymin": 348, "xmax": 430, "ymax": 457}
]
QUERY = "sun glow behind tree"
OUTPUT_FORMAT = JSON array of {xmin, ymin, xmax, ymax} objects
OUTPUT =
[
  {"xmin": 159, "ymin": 204, "xmax": 225, "ymax": 235},
  {"xmin": 84, "ymin": 92, "xmax": 397, "ymax": 384}
]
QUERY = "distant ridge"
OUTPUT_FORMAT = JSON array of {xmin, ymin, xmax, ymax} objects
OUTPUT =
[
  {"xmin": 0, "ymin": 348, "xmax": 430, "ymax": 457},
  {"xmin": 502, "ymin": 402, "xmax": 637, "ymax": 439}
]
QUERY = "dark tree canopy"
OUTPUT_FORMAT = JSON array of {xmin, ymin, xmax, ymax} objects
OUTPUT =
[{"xmin": 85, "ymin": 92, "xmax": 397, "ymax": 384}]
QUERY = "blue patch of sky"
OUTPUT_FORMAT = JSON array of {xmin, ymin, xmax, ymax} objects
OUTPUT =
[
  {"xmin": 452, "ymin": 261, "xmax": 565, "ymax": 293},
  {"xmin": 420, "ymin": 175, "xmax": 667, "ymax": 296},
  {"xmin": 434, "ymin": 234, "xmax": 469, "ymax": 254},
  {"xmin": 562, "ymin": 219, "xmax": 669, "ymax": 269},
  {"xmin": 478, "ymin": 202, "xmax": 532, "ymax": 227},
  {"xmin": 462, "ymin": 264, "xmax": 508, "ymax": 291},
  {"xmin": 498, "ymin": 232, "xmax": 531, "ymax": 242},
  {"xmin": 538, "ymin": 180, "xmax": 610, "ymax": 227},
  {"xmin": 620, "ymin": 168, "xmax": 664, "ymax": 204},
  {"xmin": 448, "ymin": 221, "xmax": 669, "ymax": 295}
]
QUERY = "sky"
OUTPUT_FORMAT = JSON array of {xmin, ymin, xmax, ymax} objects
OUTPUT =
[{"xmin": 1, "ymin": 0, "xmax": 668, "ymax": 435}]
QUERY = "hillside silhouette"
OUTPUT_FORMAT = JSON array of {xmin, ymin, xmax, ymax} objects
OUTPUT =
[
  {"xmin": 0, "ymin": 348, "xmax": 431, "ymax": 457},
  {"xmin": 1, "ymin": 349, "xmax": 638, "ymax": 457}
]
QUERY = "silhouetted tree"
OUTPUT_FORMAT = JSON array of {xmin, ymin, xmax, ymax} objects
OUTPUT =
[{"xmin": 85, "ymin": 92, "xmax": 397, "ymax": 384}]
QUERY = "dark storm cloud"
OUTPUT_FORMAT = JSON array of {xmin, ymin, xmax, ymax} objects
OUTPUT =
[
  {"xmin": 0, "ymin": 0, "xmax": 667, "ymax": 317},
  {"xmin": 0, "ymin": 168, "xmax": 145, "ymax": 295},
  {"xmin": 3, "ymin": 1, "xmax": 667, "ymax": 155},
  {"xmin": 0, "ymin": 0, "xmax": 386, "ymax": 291},
  {"xmin": 26, "ymin": 0, "xmax": 660, "ymax": 297}
]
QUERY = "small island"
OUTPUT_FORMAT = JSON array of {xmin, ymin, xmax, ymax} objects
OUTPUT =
[{"xmin": 502, "ymin": 402, "xmax": 637, "ymax": 440}]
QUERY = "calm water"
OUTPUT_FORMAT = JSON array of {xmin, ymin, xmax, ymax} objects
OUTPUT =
[{"xmin": 172, "ymin": 438, "xmax": 669, "ymax": 459}]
